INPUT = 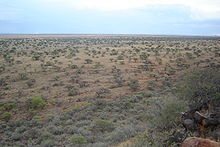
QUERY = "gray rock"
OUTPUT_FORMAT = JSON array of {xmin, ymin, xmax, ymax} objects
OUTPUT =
[{"xmin": 183, "ymin": 119, "xmax": 196, "ymax": 131}]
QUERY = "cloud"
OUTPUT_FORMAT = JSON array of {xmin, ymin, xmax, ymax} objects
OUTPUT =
[
  {"xmin": 67, "ymin": 0, "xmax": 220, "ymax": 20},
  {"xmin": 1, "ymin": 0, "xmax": 220, "ymax": 22}
]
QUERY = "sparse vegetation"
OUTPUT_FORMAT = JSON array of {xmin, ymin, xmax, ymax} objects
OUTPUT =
[{"xmin": 0, "ymin": 35, "xmax": 219, "ymax": 146}]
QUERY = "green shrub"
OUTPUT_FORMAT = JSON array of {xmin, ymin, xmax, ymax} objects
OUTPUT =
[
  {"xmin": 0, "ymin": 91, "xmax": 6, "ymax": 99},
  {"xmin": 91, "ymin": 119, "xmax": 115, "ymax": 133},
  {"xmin": 45, "ymin": 61, "xmax": 54, "ymax": 66},
  {"xmin": 177, "ymin": 67, "xmax": 220, "ymax": 104},
  {"xmin": 106, "ymin": 125, "xmax": 142, "ymax": 143},
  {"xmin": 29, "ymin": 96, "xmax": 47, "ymax": 109},
  {"xmin": 28, "ymin": 109, "xmax": 37, "ymax": 116},
  {"xmin": 0, "ymin": 65, "xmax": 5, "ymax": 73},
  {"xmin": 96, "ymin": 88, "xmax": 110, "ymax": 98},
  {"xmin": 0, "ymin": 78, "xmax": 7, "ymax": 87},
  {"xmin": 2, "ymin": 103, "xmax": 14, "ymax": 111},
  {"xmin": 68, "ymin": 87, "xmax": 80, "ymax": 96},
  {"xmin": 135, "ymin": 96, "xmax": 187, "ymax": 146},
  {"xmin": 68, "ymin": 64, "xmax": 78, "ymax": 69},
  {"xmin": 128, "ymin": 135, "xmax": 151, "ymax": 147},
  {"xmin": 150, "ymin": 97, "xmax": 186, "ymax": 129},
  {"xmin": 47, "ymin": 115, "xmax": 54, "ymax": 121},
  {"xmin": 128, "ymin": 80, "xmax": 140, "ymax": 91},
  {"xmin": 41, "ymin": 139, "xmax": 55, "ymax": 147},
  {"xmin": 26, "ymin": 78, "xmax": 36, "ymax": 87},
  {"xmin": 18, "ymin": 73, "xmax": 28, "ymax": 80},
  {"xmin": 0, "ymin": 112, "xmax": 12, "ymax": 121},
  {"xmin": 48, "ymin": 125, "xmax": 64, "ymax": 135},
  {"xmin": 212, "ymin": 92, "xmax": 220, "ymax": 100},
  {"xmin": 70, "ymin": 135, "xmax": 87, "ymax": 144},
  {"xmin": 32, "ymin": 54, "xmax": 41, "ymax": 61},
  {"xmin": 85, "ymin": 59, "xmax": 93, "ymax": 64}
]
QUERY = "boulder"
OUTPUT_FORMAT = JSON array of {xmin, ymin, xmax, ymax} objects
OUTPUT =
[
  {"xmin": 183, "ymin": 119, "xmax": 196, "ymax": 131},
  {"xmin": 181, "ymin": 137, "xmax": 220, "ymax": 147}
]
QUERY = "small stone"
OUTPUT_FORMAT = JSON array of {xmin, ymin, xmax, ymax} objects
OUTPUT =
[{"xmin": 183, "ymin": 119, "xmax": 196, "ymax": 131}]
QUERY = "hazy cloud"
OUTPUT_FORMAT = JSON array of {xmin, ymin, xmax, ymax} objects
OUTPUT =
[
  {"xmin": 49, "ymin": 0, "xmax": 220, "ymax": 20},
  {"xmin": 0, "ymin": 0, "xmax": 219, "ymax": 34},
  {"xmin": 1, "ymin": 0, "xmax": 220, "ymax": 20}
]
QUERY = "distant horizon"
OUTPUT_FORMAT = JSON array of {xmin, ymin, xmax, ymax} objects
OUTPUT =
[{"xmin": 0, "ymin": 33, "xmax": 219, "ymax": 37}]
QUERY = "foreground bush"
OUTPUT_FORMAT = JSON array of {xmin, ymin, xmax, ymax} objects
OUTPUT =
[
  {"xmin": 151, "ymin": 97, "xmax": 186, "ymax": 129},
  {"xmin": 177, "ymin": 67, "xmax": 220, "ymax": 104},
  {"xmin": 136, "ymin": 96, "xmax": 187, "ymax": 146},
  {"xmin": 176, "ymin": 67, "xmax": 220, "ymax": 142}
]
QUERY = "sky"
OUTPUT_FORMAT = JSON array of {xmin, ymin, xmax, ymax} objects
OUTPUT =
[{"xmin": 0, "ymin": 0, "xmax": 220, "ymax": 35}]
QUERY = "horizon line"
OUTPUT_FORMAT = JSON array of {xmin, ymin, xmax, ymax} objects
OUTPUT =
[{"xmin": 0, "ymin": 33, "xmax": 219, "ymax": 38}]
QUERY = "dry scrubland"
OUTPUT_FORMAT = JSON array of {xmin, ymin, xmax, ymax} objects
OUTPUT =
[{"xmin": 0, "ymin": 35, "xmax": 219, "ymax": 146}]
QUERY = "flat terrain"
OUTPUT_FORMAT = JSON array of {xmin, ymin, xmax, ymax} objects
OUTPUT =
[{"xmin": 0, "ymin": 35, "xmax": 219, "ymax": 146}]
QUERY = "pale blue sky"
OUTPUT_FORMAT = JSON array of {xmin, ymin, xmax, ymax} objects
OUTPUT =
[{"xmin": 0, "ymin": 0, "xmax": 220, "ymax": 35}]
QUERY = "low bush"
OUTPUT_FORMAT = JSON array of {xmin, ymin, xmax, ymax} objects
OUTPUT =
[
  {"xmin": 48, "ymin": 125, "xmax": 64, "ymax": 135},
  {"xmin": 0, "ymin": 65, "xmax": 5, "ymax": 73},
  {"xmin": 106, "ymin": 125, "xmax": 142, "ymax": 143},
  {"xmin": 41, "ymin": 139, "xmax": 55, "ymax": 147},
  {"xmin": 96, "ymin": 88, "xmax": 110, "ymax": 98},
  {"xmin": 0, "ymin": 78, "xmax": 7, "ymax": 87},
  {"xmin": 26, "ymin": 78, "xmax": 36, "ymax": 87},
  {"xmin": 85, "ymin": 59, "xmax": 93, "ymax": 64},
  {"xmin": 91, "ymin": 119, "xmax": 115, "ymax": 133},
  {"xmin": 1, "ymin": 103, "xmax": 14, "ymax": 111},
  {"xmin": 68, "ymin": 87, "xmax": 80, "ymax": 96},
  {"xmin": 0, "ymin": 112, "xmax": 12, "ymax": 121},
  {"xmin": 70, "ymin": 135, "xmax": 87, "ymax": 144},
  {"xmin": 28, "ymin": 96, "xmax": 47, "ymax": 109},
  {"xmin": 18, "ymin": 73, "xmax": 28, "ymax": 80},
  {"xmin": 128, "ymin": 80, "xmax": 140, "ymax": 91},
  {"xmin": 127, "ymin": 134, "xmax": 151, "ymax": 147}
]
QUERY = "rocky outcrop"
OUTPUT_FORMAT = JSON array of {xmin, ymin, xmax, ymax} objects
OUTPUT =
[
  {"xmin": 180, "ymin": 101, "xmax": 220, "ymax": 146},
  {"xmin": 181, "ymin": 101, "xmax": 220, "ymax": 139},
  {"xmin": 181, "ymin": 137, "xmax": 220, "ymax": 147}
]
